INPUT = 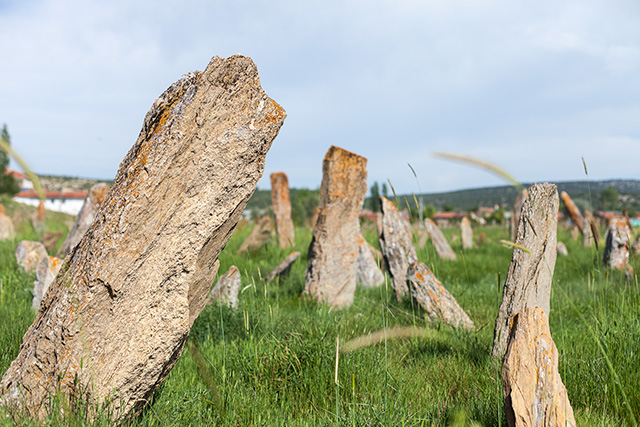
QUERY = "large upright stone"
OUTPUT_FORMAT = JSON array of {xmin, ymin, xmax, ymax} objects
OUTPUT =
[
  {"xmin": 303, "ymin": 146, "xmax": 367, "ymax": 308},
  {"xmin": 237, "ymin": 216, "xmax": 274, "ymax": 254},
  {"xmin": 379, "ymin": 197, "xmax": 417, "ymax": 301},
  {"xmin": 603, "ymin": 217, "xmax": 631, "ymax": 272},
  {"xmin": 425, "ymin": 218, "xmax": 457, "ymax": 260},
  {"xmin": 356, "ymin": 235, "xmax": 385, "ymax": 287},
  {"xmin": 58, "ymin": 183, "xmax": 110, "ymax": 257},
  {"xmin": 32, "ymin": 200, "xmax": 46, "ymax": 232},
  {"xmin": 207, "ymin": 265, "xmax": 242, "ymax": 309},
  {"xmin": 0, "ymin": 55, "xmax": 286, "ymax": 421},
  {"xmin": 492, "ymin": 183, "xmax": 559, "ymax": 359},
  {"xmin": 460, "ymin": 216, "xmax": 473, "ymax": 249},
  {"xmin": 32, "ymin": 256, "xmax": 62, "ymax": 311},
  {"xmin": 510, "ymin": 188, "xmax": 528, "ymax": 241},
  {"xmin": 270, "ymin": 172, "xmax": 295, "ymax": 248},
  {"xmin": 14, "ymin": 240, "xmax": 48, "ymax": 273},
  {"xmin": 0, "ymin": 205, "xmax": 15, "ymax": 240},
  {"xmin": 560, "ymin": 191, "xmax": 584, "ymax": 232},
  {"xmin": 408, "ymin": 261, "xmax": 474, "ymax": 330},
  {"xmin": 502, "ymin": 307, "xmax": 576, "ymax": 427}
]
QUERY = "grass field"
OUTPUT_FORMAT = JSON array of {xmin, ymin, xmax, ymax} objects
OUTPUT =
[{"xmin": 0, "ymin": 197, "xmax": 638, "ymax": 426}]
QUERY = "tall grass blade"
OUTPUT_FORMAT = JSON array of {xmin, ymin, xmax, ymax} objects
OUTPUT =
[
  {"xmin": 0, "ymin": 137, "xmax": 45, "ymax": 200},
  {"xmin": 433, "ymin": 152, "xmax": 523, "ymax": 191}
]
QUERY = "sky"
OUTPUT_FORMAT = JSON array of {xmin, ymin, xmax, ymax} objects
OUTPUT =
[{"xmin": 0, "ymin": 0, "xmax": 639, "ymax": 195}]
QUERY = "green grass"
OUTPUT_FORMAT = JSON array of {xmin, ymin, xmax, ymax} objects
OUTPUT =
[{"xmin": 0, "ymin": 200, "xmax": 638, "ymax": 426}]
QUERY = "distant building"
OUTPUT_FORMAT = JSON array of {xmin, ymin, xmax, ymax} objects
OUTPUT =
[
  {"xmin": 432, "ymin": 211, "xmax": 467, "ymax": 228},
  {"xmin": 14, "ymin": 189, "xmax": 87, "ymax": 215},
  {"xmin": 5, "ymin": 168, "xmax": 33, "ymax": 191}
]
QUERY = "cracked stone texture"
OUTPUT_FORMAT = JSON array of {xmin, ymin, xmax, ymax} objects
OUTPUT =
[
  {"xmin": 0, "ymin": 54, "xmax": 285, "ymax": 421},
  {"xmin": 303, "ymin": 146, "xmax": 367, "ymax": 308},
  {"xmin": 270, "ymin": 172, "xmax": 295, "ymax": 248},
  {"xmin": 603, "ymin": 217, "xmax": 631, "ymax": 272},
  {"xmin": 492, "ymin": 183, "xmax": 559, "ymax": 359},
  {"xmin": 502, "ymin": 307, "xmax": 576, "ymax": 427},
  {"xmin": 379, "ymin": 197, "xmax": 417, "ymax": 301},
  {"xmin": 58, "ymin": 183, "xmax": 110, "ymax": 257}
]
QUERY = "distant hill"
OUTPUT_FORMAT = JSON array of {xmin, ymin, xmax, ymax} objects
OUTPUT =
[{"xmin": 401, "ymin": 179, "xmax": 640, "ymax": 212}]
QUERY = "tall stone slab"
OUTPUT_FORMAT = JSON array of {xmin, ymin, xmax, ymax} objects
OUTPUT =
[
  {"xmin": 0, "ymin": 205, "xmax": 15, "ymax": 240},
  {"xmin": 32, "ymin": 256, "xmax": 62, "ymax": 311},
  {"xmin": 0, "ymin": 55, "xmax": 286, "ymax": 421},
  {"xmin": 510, "ymin": 188, "xmax": 528, "ymax": 241},
  {"xmin": 356, "ymin": 235, "xmax": 385, "ymax": 287},
  {"xmin": 460, "ymin": 216, "xmax": 473, "ymax": 249},
  {"xmin": 503, "ymin": 307, "xmax": 576, "ymax": 427},
  {"xmin": 425, "ymin": 218, "xmax": 457, "ymax": 260},
  {"xmin": 237, "ymin": 216, "xmax": 274, "ymax": 254},
  {"xmin": 207, "ymin": 266, "xmax": 242, "ymax": 309},
  {"xmin": 492, "ymin": 183, "xmax": 559, "ymax": 359},
  {"xmin": 58, "ymin": 183, "xmax": 110, "ymax": 257},
  {"xmin": 560, "ymin": 191, "xmax": 584, "ymax": 232},
  {"xmin": 379, "ymin": 197, "xmax": 417, "ymax": 301},
  {"xmin": 408, "ymin": 261, "xmax": 474, "ymax": 331},
  {"xmin": 603, "ymin": 217, "xmax": 631, "ymax": 272},
  {"xmin": 270, "ymin": 172, "xmax": 295, "ymax": 248},
  {"xmin": 303, "ymin": 146, "xmax": 367, "ymax": 308}
]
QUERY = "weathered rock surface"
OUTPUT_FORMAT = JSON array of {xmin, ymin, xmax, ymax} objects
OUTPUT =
[
  {"xmin": 408, "ymin": 261, "xmax": 474, "ymax": 330},
  {"xmin": 207, "ymin": 265, "xmax": 242, "ymax": 309},
  {"xmin": 303, "ymin": 146, "xmax": 368, "ymax": 308},
  {"xmin": 379, "ymin": 197, "xmax": 417, "ymax": 301},
  {"xmin": 492, "ymin": 183, "xmax": 559, "ymax": 359},
  {"xmin": 556, "ymin": 241, "xmax": 568, "ymax": 257},
  {"xmin": 266, "ymin": 251, "xmax": 301, "ymax": 282},
  {"xmin": 461, "ymin": 216, "xmax": 473, "ymax": 249},
  {"xmin": 32, "ymin": 256, "xmax": 62, "ymax": 311},
  {"xmin": 603, "ymin": 217, "xmax": 631, "ymax": 271},
  {"xmin": 502, "ymin": 307, "xmax": 576, "ymax": 427},
  {"xmin": 356, "ymin": 235, "xmax": 385, "ymax": 287},
  {"xmin": 0, "ymin": 205, "xmax": 15, "ymax": 240},
  {"xmin": 14, "ymin": 240, "xmax": 48, "ymax": 272},
  {"xmin": 511, "ymin": 188, "xmax": 528, "ymax": 242},
  {"xmin": 425, "ymin": 218, "xmax": 457, "ymax": 260},
  {"xmin": 40, "ymin": 231, "xmax": 64, "ymax": 254},
  {"xmin": 270, "ymin": 172, "xmax": 295, "ymax": 248},
  {"xmin": 58, "ymin": 183, "xmax": 110, "ymax": 257},
  {"xmin": 560, "ymin": 191, "xmax": 584, "ymax": 232},
  {"xmin": 237, "ymin": 216, "xmax": 274, "ymax": 254},
  {"xmin": 0, "ymin": 54, "xmax": 285, "ymax": 421}
]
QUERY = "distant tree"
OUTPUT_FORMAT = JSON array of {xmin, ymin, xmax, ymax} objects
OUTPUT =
[
  {"xmin": 381, "ymin": 182, "xmax": 389, "ymax": 199},
  {"xmin": 600, "ymin": 186, "xmax": 618, "ymax": 210},
  {"xmin": 0, "ymin": 124, "xmax": 20, "ymax": 195},
  {"xmin": 369, "ymin": 182, "xmax": 381, "ymax": 212},
  {"xmin": 423, "ymin": 204, "xmax": 436, "ymax": 219},
  {"xmin": 489, "ymin": 208, "xmax": 506, "ymax": 224},
  {"xmin": 443, "ymin": 204, "xmax": 455, "ymax": 212},
  {"xmin": 291, "ymin": 188, "xmax": 319, "ymax": 226}
]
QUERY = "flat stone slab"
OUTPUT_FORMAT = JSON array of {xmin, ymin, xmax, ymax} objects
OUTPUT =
[
  {"xmin": 237, "ymin": 216, "xmax": 273, "ymax": 254},
  {"xmin": 207, "ymin": 265, "xmax": 242, "ymax": 309},
  {"xmin": 266, "ymin": 251, "xmax": 300, "ymax": 282},
  {"xmin": 425, "ymin": 218, "xmax": 457, "ymax": 260},
  {"xmin": 502, "ymin": 307, "xmax": 576, "ymax": 427},
  {"xmin": 271, "ymin": 172, "xmax": 295, "ymax": 248}
]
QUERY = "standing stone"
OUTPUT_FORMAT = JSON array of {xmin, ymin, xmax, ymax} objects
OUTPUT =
[
  {"xmin": 32, "ymin": 256, "xmax": 62, "ymax": 311},
  {"xmin": 379, "ymin": 197, "xmax": 417, "ymax": 301},
  {"xmin": 0, "ymin": 55, "xmax": 285, "ymax": 421},
  {"xmin": 303, "ymin": 146, "xmax": 367, "ymax": 308},
  {"xmin": 582, "ymin": 210, "xmax": 600, "ymax": 247},
  {"xmin": 510, "ymin": 188, "xmax": 528, "ymax": 241},
  {"xmin": 14, "ymin": 240, "xmax": 48, "ymax": 273},
  {"xmin": 556, "ymin": 241, "xmax": 568, "ymax": 256},
  {"xmin": 0, "ymin": 205, "xmax": 15, "ymax": 240},
  {"xmin": 237, "ymin": 216, "xmax": 274, "ymax": 254},
  {"xmin": 569, "ymin": 225, "xmax": 580, "ymax": 241},
  {"xmin": 425, "ymin": 218, "xmax": 457, "ymax": 260},
  {"xmin": 560, "ymin": 191, "xmax": 584, "ymax": 232},
  {"xmin": 356, "ymin": 235, "xmax": 385, "ymax": 287},
  {"xmin": 40, "ymin": 231, "xmax": 64, "ymax": 254},
  {"xmin": 603, "ymin": 217, "xmax": 632, "ymax": 272},
  {"xmin": 492, "ymin": 183, "xmax": 559, "ymax": 359},
  {"xmin": 32, "ymin": 200, "xmax": 46, "ymax": 232},
  {"xmin": 408, "ymin": 261, "xmax": 474, "ymax": 330},
  {"xmin": 207, "ymin": 266, "xmax": 242, "ymax": 309},
  {"xmin": 460, "ymin": 216, "xmax": 473, "ymax": 249},
  {"xmin": 270, "ymin": 172, "xmax": 295, "ymax": 248},
  {"xmin": 58, "ymin": 183, "xmax": 110, "ymax": 257},
  {"xmin": 266, "ymin": 251, "xmax": 301, "ymax": 282},
  {"xmin": 502, "ymin": 307, "xmax": 576, "ymax": 427}
]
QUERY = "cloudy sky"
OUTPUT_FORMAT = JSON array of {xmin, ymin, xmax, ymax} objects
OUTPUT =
[{"xmin": 1, "ymin": 0, "xmax": 638, "ymax": 194}]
